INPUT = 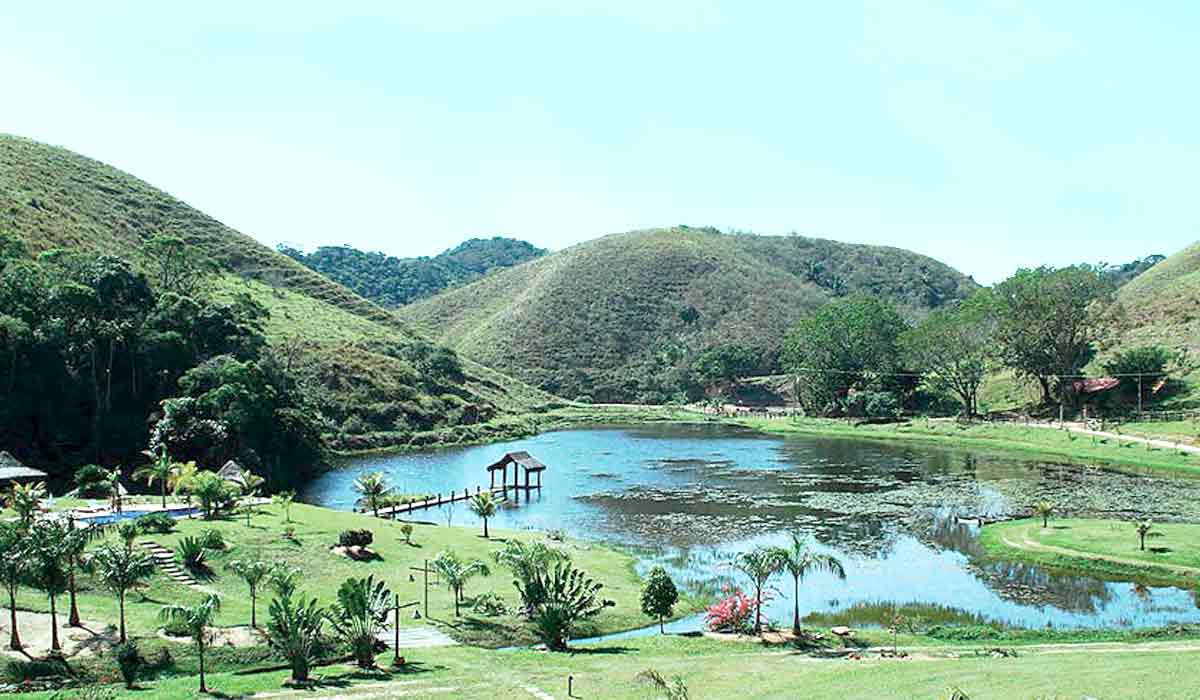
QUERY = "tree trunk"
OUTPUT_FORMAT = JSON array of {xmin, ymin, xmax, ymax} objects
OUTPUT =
[
  {"xmin": 483, "ymin": 518, "xmax": 489, "ymax": 539},
  {"xmin": 754, "ymin": 586, "xmax": 762, "ymax": 635},
  {"xmin": 454, "ymin": 587, "xmax": 460, "ymax": 616},
  {"xmin": 161, "ymin": 480, "xmax": 167, "ymax": 509},
  {"xmin": 49, "ymin": 594, "xmax": 61, "ymax": 653},
  {"xmin": 118, "ymin": 591, "xmax": 126, "ymax": 644},
  {"xmin": 250, "ymin": 592, "xmax": 257, "ymax": 629},
  {"xmin": 198, "ymin": 639, "xmax": 207, "ymax": 693},
  {"xmin": 1043, "ymin": 514, "xmax": 1048, "ymax": 528},
  {"xmin": 659, "ymin": 617, "xmax": 665, "ymax": 634},
  {"xmin": 68, "ymin": 568, "xmax": 81, "ymax": 627},
  {"xmin": 792, "ymin": 577, "xmax": 801, "ymax": 635},
  {"xmin": 7, "ymin": 587, "xmax": 21, "ymax": 651}
]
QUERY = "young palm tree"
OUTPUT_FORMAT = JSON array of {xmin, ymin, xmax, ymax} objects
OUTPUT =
[
  {"xmin": 5, "ymin": 481, "xmax": 46, "ymax": 530},
  {"xmin": 89, "ymin": 542, "xmax": 157, "ymax": 643},
  {"xmin": 770, "ymin": 533, "xmax": 846, "ymax": 636},
  {"xmin": 135, "ymin": 446, "xmax": 179, "ymax": 509},
  {"xmin": 170, "ymin": 460, "xmax": 198, "ymax": 502},
  {"xmin": 27, "ymin": 519, "xmax": 72, "ymax": 654},
  {"xmin": 1135, "ymin": 520, "xmax": 1156, "ymax": 551},
  {"xmin": 226, "ymin": 559, "xmax": 271, "ymax": 628},
  {"xmin": 733, "ymin": 546, "xmax": 784, "ymax": 635},
  {"xmin": 327, "ymin": 575, "xmax": 393, "ymax": 668},
  {"xmin": 273, "ymin": 490, "xmax": 296, "ymax": 523},
  {"xmin": 0, "ymin": 523, "xmax": 28, "ymax": 650},
  {"xmin": 1034, "ymin": 501, "xmax": 1055, "ymax": 528},
  {"xmin": 494, "ymin": 539, "xmax": 568, "ymax": 618},
  {"xmin": 353, "ymin": 472, "xmax": 392, "ymax": 518},
  {"xmin": 468, "ymin": 491, "xmax": 498, "ymax": 538},
  {"xmin": 159, "ymin": 594, "xmax": 221, "ymax": 694},
  {"xmin": 240, "ymin": 473, "xmax": 266, "ymax": 527},
  {"xmin": 431, "ymin": 550, "xmax": 491, "ymax": 616}
]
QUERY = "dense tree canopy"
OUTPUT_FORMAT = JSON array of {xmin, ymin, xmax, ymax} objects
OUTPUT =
[{"xmin": 901, "ymin": 294, "xmax": 995, "ymax": 417}]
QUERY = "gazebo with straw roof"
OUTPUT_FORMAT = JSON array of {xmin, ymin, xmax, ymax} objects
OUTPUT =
[
  {"xmin": 0, "ymin": 451, "xmax": 48, "ymax": 488},
  {"xmin": 216, "ymin": 459, "xmax": 249, "ymax": 489}
]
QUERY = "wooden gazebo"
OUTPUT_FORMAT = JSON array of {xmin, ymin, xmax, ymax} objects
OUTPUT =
[
  {"xmin": 0, "ymin": 451, "xmax": 47, "ymax": 488},
  {"xmin": 486, "ymin": 451, "xmax": 546, "ymax": 492}
]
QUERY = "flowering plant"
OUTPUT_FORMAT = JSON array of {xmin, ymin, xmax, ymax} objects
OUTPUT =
[{"xmin": 704, "ymin": 587, "xmax": 758, "ymax": 633}]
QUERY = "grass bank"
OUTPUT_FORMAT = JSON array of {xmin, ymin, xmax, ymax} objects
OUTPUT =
[
  {"xmin": 10, "ymin": 503, "xmax": 699, "ymax": 650},
  {"xmin": 980, "ymin": 518, "xmax": 1200, "ymax": 588},
  {"xmin": 740, "ymin": 416, "xmax": 1200, "ymax": 477}
]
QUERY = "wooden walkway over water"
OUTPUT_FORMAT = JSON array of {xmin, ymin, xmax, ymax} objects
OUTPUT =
[
  {"xmin": 376, "ymin": 483, "xmax": 543, "ymax": 518},
  {"xmin": 372, "ymin": 450, "xmax": 549, "ymax": 519}
]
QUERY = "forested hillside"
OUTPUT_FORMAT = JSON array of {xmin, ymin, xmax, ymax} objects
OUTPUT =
[
  {"xmin": 399, "ymin": 226, "xmax": 977, "ymax": 402},
  {"xmin": 280, "ymin": 237, "xmax": 545, "ymax": 307},
  {"xmin": 0, "ymin": 134, "xmax": 555, "ymax": 483}
]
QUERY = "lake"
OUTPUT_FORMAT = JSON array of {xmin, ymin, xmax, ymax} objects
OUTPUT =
[{"xmin": 300, "ymin": 423, "xmax": 1200, "ymax": 631}]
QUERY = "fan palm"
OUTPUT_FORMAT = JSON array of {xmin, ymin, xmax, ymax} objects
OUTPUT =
[
  {"xmin": 90, "ymin": 542, "xmax": 157, "ymax": 643},
  {"xmin": 431, "ymin": 550, "xmax": 491, "ymax": 616},
  {"xmin": 159, "ymin": 594, "xmax": 221, "ymax": 693},
  {"xmin": 468, "ymin": 491, "xmax": 498, "ymax": 538},
  {"xmin": 770, "ymin": 533, "xmax": 846, "ymax": 635},
  {"xmin": 494, "ymin": 539, "xmax": 568, "ymax": 618},
  {"xmin": 733, "ymin": 546, "xmax": 784, "ymax": 635},
  {"xmin": 353, "ymin": 472, "xmax": 392, "ymax": 518},
  {"xmin": 327, "ymin": 575, "xmax": 393, "ymax": 668}
]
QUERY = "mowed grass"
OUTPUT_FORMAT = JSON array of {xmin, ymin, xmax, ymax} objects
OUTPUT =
[
  {"xmin": 11, "ymin": 503, "xmax": 686, "ymax": 648},
  {"xmin": 741, "ymin": 416, "xmax": 1200, "ymax": 477},
  {"xmin": 16, "ymin": 634, "xmax": 1200, "ymax": 700},
  {"xmin": 981, "ymin": 518, "xmax": 1200, "ymax": 588}
]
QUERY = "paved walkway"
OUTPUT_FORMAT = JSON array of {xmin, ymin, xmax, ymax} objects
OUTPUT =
[
  {"xmin": 377, "ymin": 624, "xmax": 459, "ymax": 648},
  {"xmin": 1027, "ymin": 420, "xmax": 1200, "ymax": 455}
]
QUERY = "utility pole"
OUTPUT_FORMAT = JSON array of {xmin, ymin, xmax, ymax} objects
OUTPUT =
[
  {"xmin": 392, "ymin": 594, "xmax": 419, "ymax": 667},
  {"xmin": 1137, "ymin": 374, "xmax": 1144, "ymax": 416}
]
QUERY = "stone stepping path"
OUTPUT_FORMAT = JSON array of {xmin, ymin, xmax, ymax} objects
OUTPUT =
[
  {"xmin": 139, "ymin": 540, "xmax": 206, "ymax": 591},
  {"xmin": 376, "ymin": 625, "xmax": 459, "ymax": 648}
]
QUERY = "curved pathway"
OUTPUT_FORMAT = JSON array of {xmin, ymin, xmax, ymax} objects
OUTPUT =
[
  {"xmin": 996, "ymin": 523, "xmax": 1200, "ymax": 577},
  {"xmin": 1026, "ymin": 420, "xmax": 1200, "ymax": 455}
]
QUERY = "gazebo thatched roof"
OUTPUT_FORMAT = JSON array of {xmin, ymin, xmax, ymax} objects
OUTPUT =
[
  {"xmin": 0, "ymin": 451, "xmax": 48, "ymax": 484},
  {"xmin": 486, "ymin": 451, "xmax": 547, "ymax": 473},
  {"xmin": 217, "ymin": 459, "xmax": 248, "ymax": 487}
]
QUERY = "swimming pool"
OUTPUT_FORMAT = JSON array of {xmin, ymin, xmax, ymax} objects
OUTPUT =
[{"xmin": 80, "ymin": 506, "xmax": 199, "ymax": 526}]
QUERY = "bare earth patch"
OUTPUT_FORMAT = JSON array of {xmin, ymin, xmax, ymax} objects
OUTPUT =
[{"xmin": 0, "ymin": 611, "xmax": 118, "ymax": 659}]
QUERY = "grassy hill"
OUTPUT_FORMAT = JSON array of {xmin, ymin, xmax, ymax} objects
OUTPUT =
[
  {"xmin": 1101, "ymin": 241, "xmax": 1200, "ymax": 406},
  {"xmin": 281, "ymin": 237, "xmax": 545, "ymax": 307},
  {"xmin": 0, "ymin": 133, "xmax": 556, "ymax": 452},
  {"xmin": 399, "ymin": 226, "xmax": 977, "ymax": 401}
]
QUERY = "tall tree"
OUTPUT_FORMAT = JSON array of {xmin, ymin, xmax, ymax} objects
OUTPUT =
[
  {"xmin": 431, "ymin": 550, "xmax": 490, "ymax": 617},
  {"xmin": 135, "ymin": 446, "xmax": 181, "ymax": 509},
  {"xmin": 467, "ymin": 491, "xmax": 497, "ymax": 538},
  {"xmin": 0, "ymin": 523, "xmax": 28, "ymax": 650},
  {"xmin": 733, "ymin": 547, "xmax": 783, "ymax": 635},
  {"xmin": 900, "ymin": 294, "xmax": 995, "ymax": 417},
  {"xmin": 780, "ymin": 296, "xmax": 908, "ymax": 413},
  {"xmin": 769, "ymin": 534, "xmax": 846, "ymax": 636},
  {"xmin": 28, "ymin": 519, "xmax": 73, "ymax": 653},
  {"xmin": 991, "ymin": 266, "xmax": 1113, "ymax": 404}
]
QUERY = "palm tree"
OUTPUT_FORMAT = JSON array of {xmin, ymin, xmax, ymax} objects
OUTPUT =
[
  {"xmin": 89, "ymin": 542, "xmax": 156, "ymax": 643},
  {"xmin": 61, "ymin": 516, "xmax": 99, "ymax": 627},
  {"xmin": 771, "ymin": 534, "xmax": 846, "ymax": 636},
  {"xmin": 1135, "ymin": 520, "xmax": 1156, "ymax": 551},
  {"xmin": 0, "ymin": 522, "xmax": 28, "ymax": 650},
  {"xmin": 27, "ymin": 519, "xmax": 72, "ymax": 654},
  {"xmin": 240, "ymin": 472, "xmax": 266, "ymax": 527},
  {"xmin": 226, "ymin": 559, "xmax": 271, "ymax": 628},
  {"xmin": 170, "ymin": 460, "xmax": 198, "ymax": 502},
  {"xmin": 431, "ymin": 550, "xmax": 491, "ymax": 616},
  {"xmin": 733, "ymin": 546, "xmax": 783, "ymax": 635},
  {"xmin": 494, "ymin": 539, "xmax": 568, "ymax": 618},
  {"xmin": 327, "ymin": 575, "xmax": 393, "ymax": 668},
  {"xmin": 159, "ymin": 594, "xmax": 221, "ymax": 694},
  {"xmin": 468, "ymin": 491, "xmax": 498, "ymax": 538},
  {"xmin": 1034, "ymin": 501, "xmax": 1055, "ymax": 528},
  {"xmin": 273, "ymin": 490, "xmax": 296, "ymax": 523},
  {"xmin": 353, "ymin": 472, "xmax": 392, "ymax": 518},
  {"xmin": 135, "ymin": 446, "xmax": 179, "ymax": 509},
  {"xmin": 267, "ymin": 590, "xmax": 325, "ymax": 684},
  {"xmin": 5, "ymin": 481, "xmax": 45, "ymax": 530}
]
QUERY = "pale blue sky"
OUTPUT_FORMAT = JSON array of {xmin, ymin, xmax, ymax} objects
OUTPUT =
[{"xmin": 3, "ymin": 1, "xmax": 1196, "ymax": 283}]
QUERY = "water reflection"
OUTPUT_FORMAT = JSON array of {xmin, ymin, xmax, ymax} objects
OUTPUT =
[{"xmin": 301, "ymin": 424, "xmax": 1200, "ymax": 630}]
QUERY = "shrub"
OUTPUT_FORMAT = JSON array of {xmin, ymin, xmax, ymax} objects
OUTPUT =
[
  {"xmin": 399, "ymin": 522, "xmax": 414, "ymax": 544},
  {"xmin": 175, "ymin": 536, "xmax": 207, "ymax": 572},
  {"xmin": 471, "ymin": 591, "xmax": 509, "ymax": 616},
  {"xmin": 161, "ymin": 617, "xmax": 192, "ymax": 637},
  {"xmin": 135, "ymin": 512, "xmax": 176, "ymax": 534},
  {"xmin": 114, "ymin": 642, "xmax": 143, "ymax": 688},
  {"xmin": 338, "ymin": 530, "xmax": 374, "ymax": 548},
  {"xmin": 73, "ymin": 464, "xmax": 112, "ymax": 498},
  {"xmin": 704, "ymin": 589, "xmax": 757, "ymax": 634},
  {"xmin": 199, "ymin": 528, "xmax": 226, "ymax": 550},
  {"xmin": 4, "ymin": 657, "xmax": 73, "ymax": 683}
]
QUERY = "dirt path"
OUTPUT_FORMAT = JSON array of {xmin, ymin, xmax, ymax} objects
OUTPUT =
[
  {"xmin": 1027, "ymin": 420, "xmax": 1200, "ymax": 455},
  {"xmin": 998, "ymin": 524, "xmax": 1200, "ymax": 577}
]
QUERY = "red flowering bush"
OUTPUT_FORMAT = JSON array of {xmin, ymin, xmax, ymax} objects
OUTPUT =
[{"xmin": 704, "ymin": 587, "xmax": 758, "ymax": 633}]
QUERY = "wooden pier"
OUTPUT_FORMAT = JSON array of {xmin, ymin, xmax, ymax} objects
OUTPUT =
[
  {"xmin": 373, "ymin": 451, "xmax": 548, "ymax": 519},
  {"xmin": 378, "ymin": 485, "xmax": 510, "ymax": 518}
]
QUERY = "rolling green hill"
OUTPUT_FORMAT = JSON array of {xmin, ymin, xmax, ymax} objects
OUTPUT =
[
  {"xmin": 0, "ymin": 133, "xmax": 555, "ymax": 455},
  {"xmin": 1103, "ymin": 241, "xmax": 1200, "ymax": 403},
  {"xmin": 399, "ymin": 226, "xmax": 977, "ymax": 401},
  {"xmin": 280, "ymin": 237, "xmax": 545, "ymax": 307}
]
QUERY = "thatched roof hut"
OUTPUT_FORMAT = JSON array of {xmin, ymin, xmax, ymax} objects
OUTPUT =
[
  {"xmin": 216, "ymin": 460, "xmax": 248, "ymax": 488},
  {"xmin": 0, "ymin": 451, "xmax": 48, "ymax": 485}
]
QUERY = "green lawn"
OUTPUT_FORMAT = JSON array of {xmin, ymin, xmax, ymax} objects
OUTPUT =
[
  {"xmin": 981, "ymin": 518, "xmax": 1200, "ymax": 587},
  {"xmin": 10, "ymin": 503, "xmax": 696, "ymax": 649},
  {"xmin": 741, "ymin": 416, "xmax": 1200, "ymax": 477},
  {"xmin": 1119, "ymin": 419, "xmax": 1200, "ymax": 445},
  {"xmin": 20, "ymin": 634, "xmax": 1200, "ymax": 699}
]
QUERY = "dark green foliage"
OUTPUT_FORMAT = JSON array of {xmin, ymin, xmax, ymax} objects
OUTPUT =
[
  {"xmin": 281, "ymin": 237, "xmax": 545, "ymax": 307},
  {"xmin": 528, "ymin": 561, "xmax": 615, "ymax": 651},
  {"xmin": 692, "ymin": 344, "xmax": 760, "ymax": 390},
  {"xmin": 338, "ymin": 530, "xmax": 374, "ymax": 548},
  {"xmin": 199, "ymin": 529, "xmax": 225, "ymax": 550},
  {"xmin": 1103, "ymin": 346, "xmax": 1173, "ymax": 404},
  {"xmin": 134, "ymin": 512, "xmax": 176, "ymax": 534},
  {"xmin": 266, "ymin": 591, "xmax": 325, "ymax": 684},
  {"xmin": 326, "ymin": 575, "xmax": 392, "ymax": 668},
  {"xmin": 114, "ymin": 642, "xmax": 143, "ymax": 688},
  {"xmin": 73, "ymin": 465, "xmax": 113, "ymax": 498},
  {"xmin": 3, "ymin": 656, "xmax": 73, "ymax": 683},
  {"xmin": 639, "ymin": 566, "xmax": 679, "ymax": 633},
  {"xmin": 175, "ymin": 536, "xmax": 208, "ymax": 573},
  {"xmin": 1101, "ymin": 255, "xmax": 1165, "ymax": 288},
  {"xmin": 781, "ymin": 295, "xmax": 910, "ymax": 414},
  {"xmin": 839, "ymin": 390, "xmax": 900, "ymax": 419},
  {"xmin": 401, "ymin": 227, "xmax": 976, "ymax": 402},
  {"xmin": 900, "ymin": 295, "xmax": 995, "ymax": 417}
]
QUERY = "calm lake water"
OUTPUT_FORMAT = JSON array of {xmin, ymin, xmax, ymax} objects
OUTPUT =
[{"xmin": 300, "ymin": 423, "xmax": 1200, "ymax": 631}]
